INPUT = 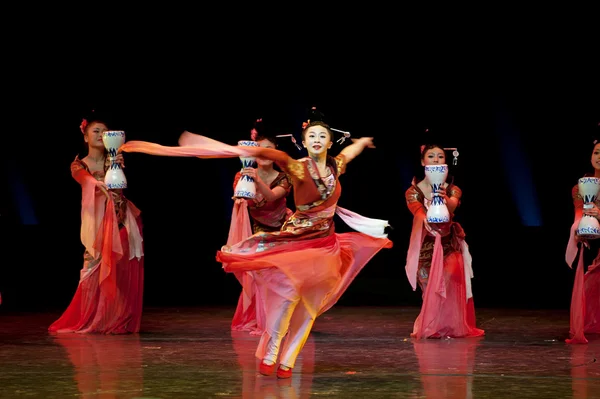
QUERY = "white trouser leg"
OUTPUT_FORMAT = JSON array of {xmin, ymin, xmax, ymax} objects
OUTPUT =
[
  {"xmin": 259, "ymin": 270, "xmax": 301, "ymax": 364},
  {"xmin": 278, "ymin": 304, "xmax": 315, "ymax": 369}
]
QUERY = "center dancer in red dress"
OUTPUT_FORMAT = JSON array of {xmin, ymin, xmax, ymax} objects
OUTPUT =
[{"xmin": 119, "ymin": 107, "xmax": 393, "ymax": 378}]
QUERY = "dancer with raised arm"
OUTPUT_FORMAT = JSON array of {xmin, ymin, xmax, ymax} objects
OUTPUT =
[{"xmin": 118, "ymin": 107, "xmax": 392, "ymax": 378}]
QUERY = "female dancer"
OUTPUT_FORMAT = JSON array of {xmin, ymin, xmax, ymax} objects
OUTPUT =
[
  {"xmin": 404, "ymin": 143, "xmax": 484, "ymax": 339},
  {"xmin": 229, "ymin": 118, "xmax": 293, "ymax": 334},
  {"xmin": 565, "ymin": 137, "xmax": 600, "ymax": 344},
  {"xmin": 118, "ymin": 109, "xmax": 393, "ymax": 378},
  {"xmin": 49, "ymin": 114, "xmax": 144, "ymax": 334},
  {"xmin": 232, "ymin": 118, "xmax": 292, "ymax": 235}
]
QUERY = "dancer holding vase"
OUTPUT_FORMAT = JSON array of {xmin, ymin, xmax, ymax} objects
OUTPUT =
[
  {"xmin": 228, "ymin": 118, "xmax": 294, "ymax": 335},
  {"xmin": 404, "ymin": 143, "xmax": 484, "ymax": 339},
  {"xmin": 565, "ymin": 136, "xmax": 600, "ymax": 344},
  {"xmin": 49, "ymin": 111, "xmax": 144, "ymax": 334}
]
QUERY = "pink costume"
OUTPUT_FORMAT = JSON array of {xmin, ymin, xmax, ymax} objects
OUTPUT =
[
  {"xmin": 49, "ymin": 157, "xmax": 144, "ymax": 334},
  {"xmin": 565, "ymin": 179, "xmax": 600, "ymax": 344},
  {"xmin": 229, "ymin": 171, "xmax": 292, "ymax": 334},
  {"xmin": 118, "ymin": 132, "xmax": 393, "ymax": 369},
  {"xmin": 404, "ymin": 179, "xmax": 484, "ymax": 339}
]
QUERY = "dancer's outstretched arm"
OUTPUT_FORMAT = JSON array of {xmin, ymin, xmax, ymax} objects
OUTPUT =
[
  {"xmin": 339, "ymin": 137, "xmax": 375, "ymax": 164},
  {"xmin": 119, "ymin": 131, "xmax": 298, "ymax": 180},
  {"xmin": 178, "ymin": 131, "xmax": 294, "ymax": 169}
]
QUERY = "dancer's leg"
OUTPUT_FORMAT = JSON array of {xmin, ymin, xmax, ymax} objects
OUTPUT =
[
  {"xmin": 257, "ymin": 269, "xmax": 301, "ymax": 365},
  {"xmin": 278, "ymin": 303, "xmax": 315, "ymax": 369}
]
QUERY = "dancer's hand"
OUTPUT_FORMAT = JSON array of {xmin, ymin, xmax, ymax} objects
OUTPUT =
[
  {"xmin": 96, "ymin": 181, "xmax": 111, "ymax": 200},
  {"xmin": 115, "ymin": 154, "xmax": 125, "ymax": 168},
  {"xmin": 583, "ymin": 203, "xmax": 600, "ymax": 219},
  {"xmin": 241, "ymin": 167, "xmax": 259, "ymax": 181},
  {"xmin": 575, "ymin": 234, "xmax": 590, "ymax": 248},
  {"xmin": 109, "ymin": 190, "xmax": 121, "ymax": 201},
  {"xmin": 233, "ymin": 198, "xmax": 246, "ymax": 205},
  {"xmin": 105, "ymin": 154, "xmax": 125, "ymax": 169},
  {"xmin": 351, "ymin": 137, "xmax": 375, "ymax": 149},
  {"xmin": 434, "ymin": 186, "xmax": 448, "ymax": 203}
]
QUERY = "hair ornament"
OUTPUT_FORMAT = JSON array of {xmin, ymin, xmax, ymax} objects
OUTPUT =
[
  {"xmin": 330, "ymin": 128, "xmax": 351, "ymax": 144},
  {"xmin": 420, "ymin": 143, "xmax": 460, "ymax": 165},
  {"xmin": 276, "ymin": 134, "xmax": 302, "ymax": 151},
  {"xmin": 302, "ymin": 106, "xmax": 350, "ymax": 144},
  {"xmin": 79, "ymin": 118, "xmax": 88, "ymax": 134},
  {"xmin": 444, "ymin": 147, "xmax": 460, "ymax": 165}
]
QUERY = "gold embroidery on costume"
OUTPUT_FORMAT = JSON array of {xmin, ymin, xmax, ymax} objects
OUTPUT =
[
  {"xmin": 335, "ymin": 154, "xmax": 347, "ymax": 176},
  {"xmin": 305, "ymin": 159, "xmax": 320, "ymax": 180},
  {"xmin": 306, "ymin": 160, "xmax": 329, "ymax": 200},
  {"xmin": 70, "ymin": 162, "xmax": 84, "ymax": 174},
  {"xmin": 297, "ymin": 165, "xmax": 336, "ymax": 211},
  {"xmin": 287, "ymin": 158, "xmax": 305, "ymax": 181},
  {"xmin": 406, "ymin": 186, "xmax": 422, "ymax": 203},
  {"xmin": 448, "ymin": 185, "xmax": 462, "ymax": 199}
]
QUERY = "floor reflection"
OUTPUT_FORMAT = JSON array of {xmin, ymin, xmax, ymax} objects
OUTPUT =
[
  {"xmin": 412, "ymin": 337, "xmax": 482, "ymax": 398},
  {"xmin": 4, "ymin": 307, "xmax": 600, "ymax": 397},
  {"xmin": 570, "ymin": 335, "xmax": 600, "ymax": 399},
  {"xmin": 51, "ymin": 333, "xmax": 144, "ymax": 398},
  {"xmin": 231, "ymin": 330, "xmax": 315, "ymax": 398}
]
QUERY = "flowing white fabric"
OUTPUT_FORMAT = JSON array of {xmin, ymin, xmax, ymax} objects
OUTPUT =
[
  {"xmin": 335, "ymin": 206, "xmax": 389, "ymax": 238},
  {"xmin": 460, "ymin": 240, "xmax": 474, "ymax": 299},
  {"xmin": 124, "ymin": 204, "xmax": 144, "ymax": 260}
]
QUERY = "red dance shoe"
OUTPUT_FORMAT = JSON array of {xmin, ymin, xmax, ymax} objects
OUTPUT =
[
  {"xmin": 259, "ymin": 361, "xmax": 275, "ymax": 376},
  {"xmin": 276, "ymin": 365, "xmax": 293, "ymax": 379}
]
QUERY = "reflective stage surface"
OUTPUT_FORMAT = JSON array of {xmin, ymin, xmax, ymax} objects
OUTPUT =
[{"xmin": 1, "ymin": 307, "xmax": 599, "ymax": 398}]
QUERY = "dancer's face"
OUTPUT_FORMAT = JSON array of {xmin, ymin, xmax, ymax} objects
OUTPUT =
[
  {"xmin": 256, "ymin": 138, "xmax": 276, "ymax": 167},
  {"xmin": 84, "ymin": 122, "xmax": 107, "ymax": 151},
  {"xmin": 303, "ymin": 125, "xmax": 332, "ymax": 156},
  {"xmin": 421, "ymin": 147, "xmax": 445, "ymax": 166},
  {"xmin": 591, "ymin": 143, "xmax": 600, "ymax": 171}
]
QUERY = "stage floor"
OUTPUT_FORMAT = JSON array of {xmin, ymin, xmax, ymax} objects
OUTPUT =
[{"xmin": 1, "ymin": 306, "xmax": 599, "ymax": 398}]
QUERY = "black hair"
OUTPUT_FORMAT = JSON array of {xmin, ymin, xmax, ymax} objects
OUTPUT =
[{"xmin": 251, "ymin": 118, "xmax": 278, "ymax": 146}]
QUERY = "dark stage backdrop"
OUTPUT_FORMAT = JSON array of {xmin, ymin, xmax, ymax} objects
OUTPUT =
[{"xmin": 1, "ymin": 76, "xmax": 599, "ymax": 312}]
